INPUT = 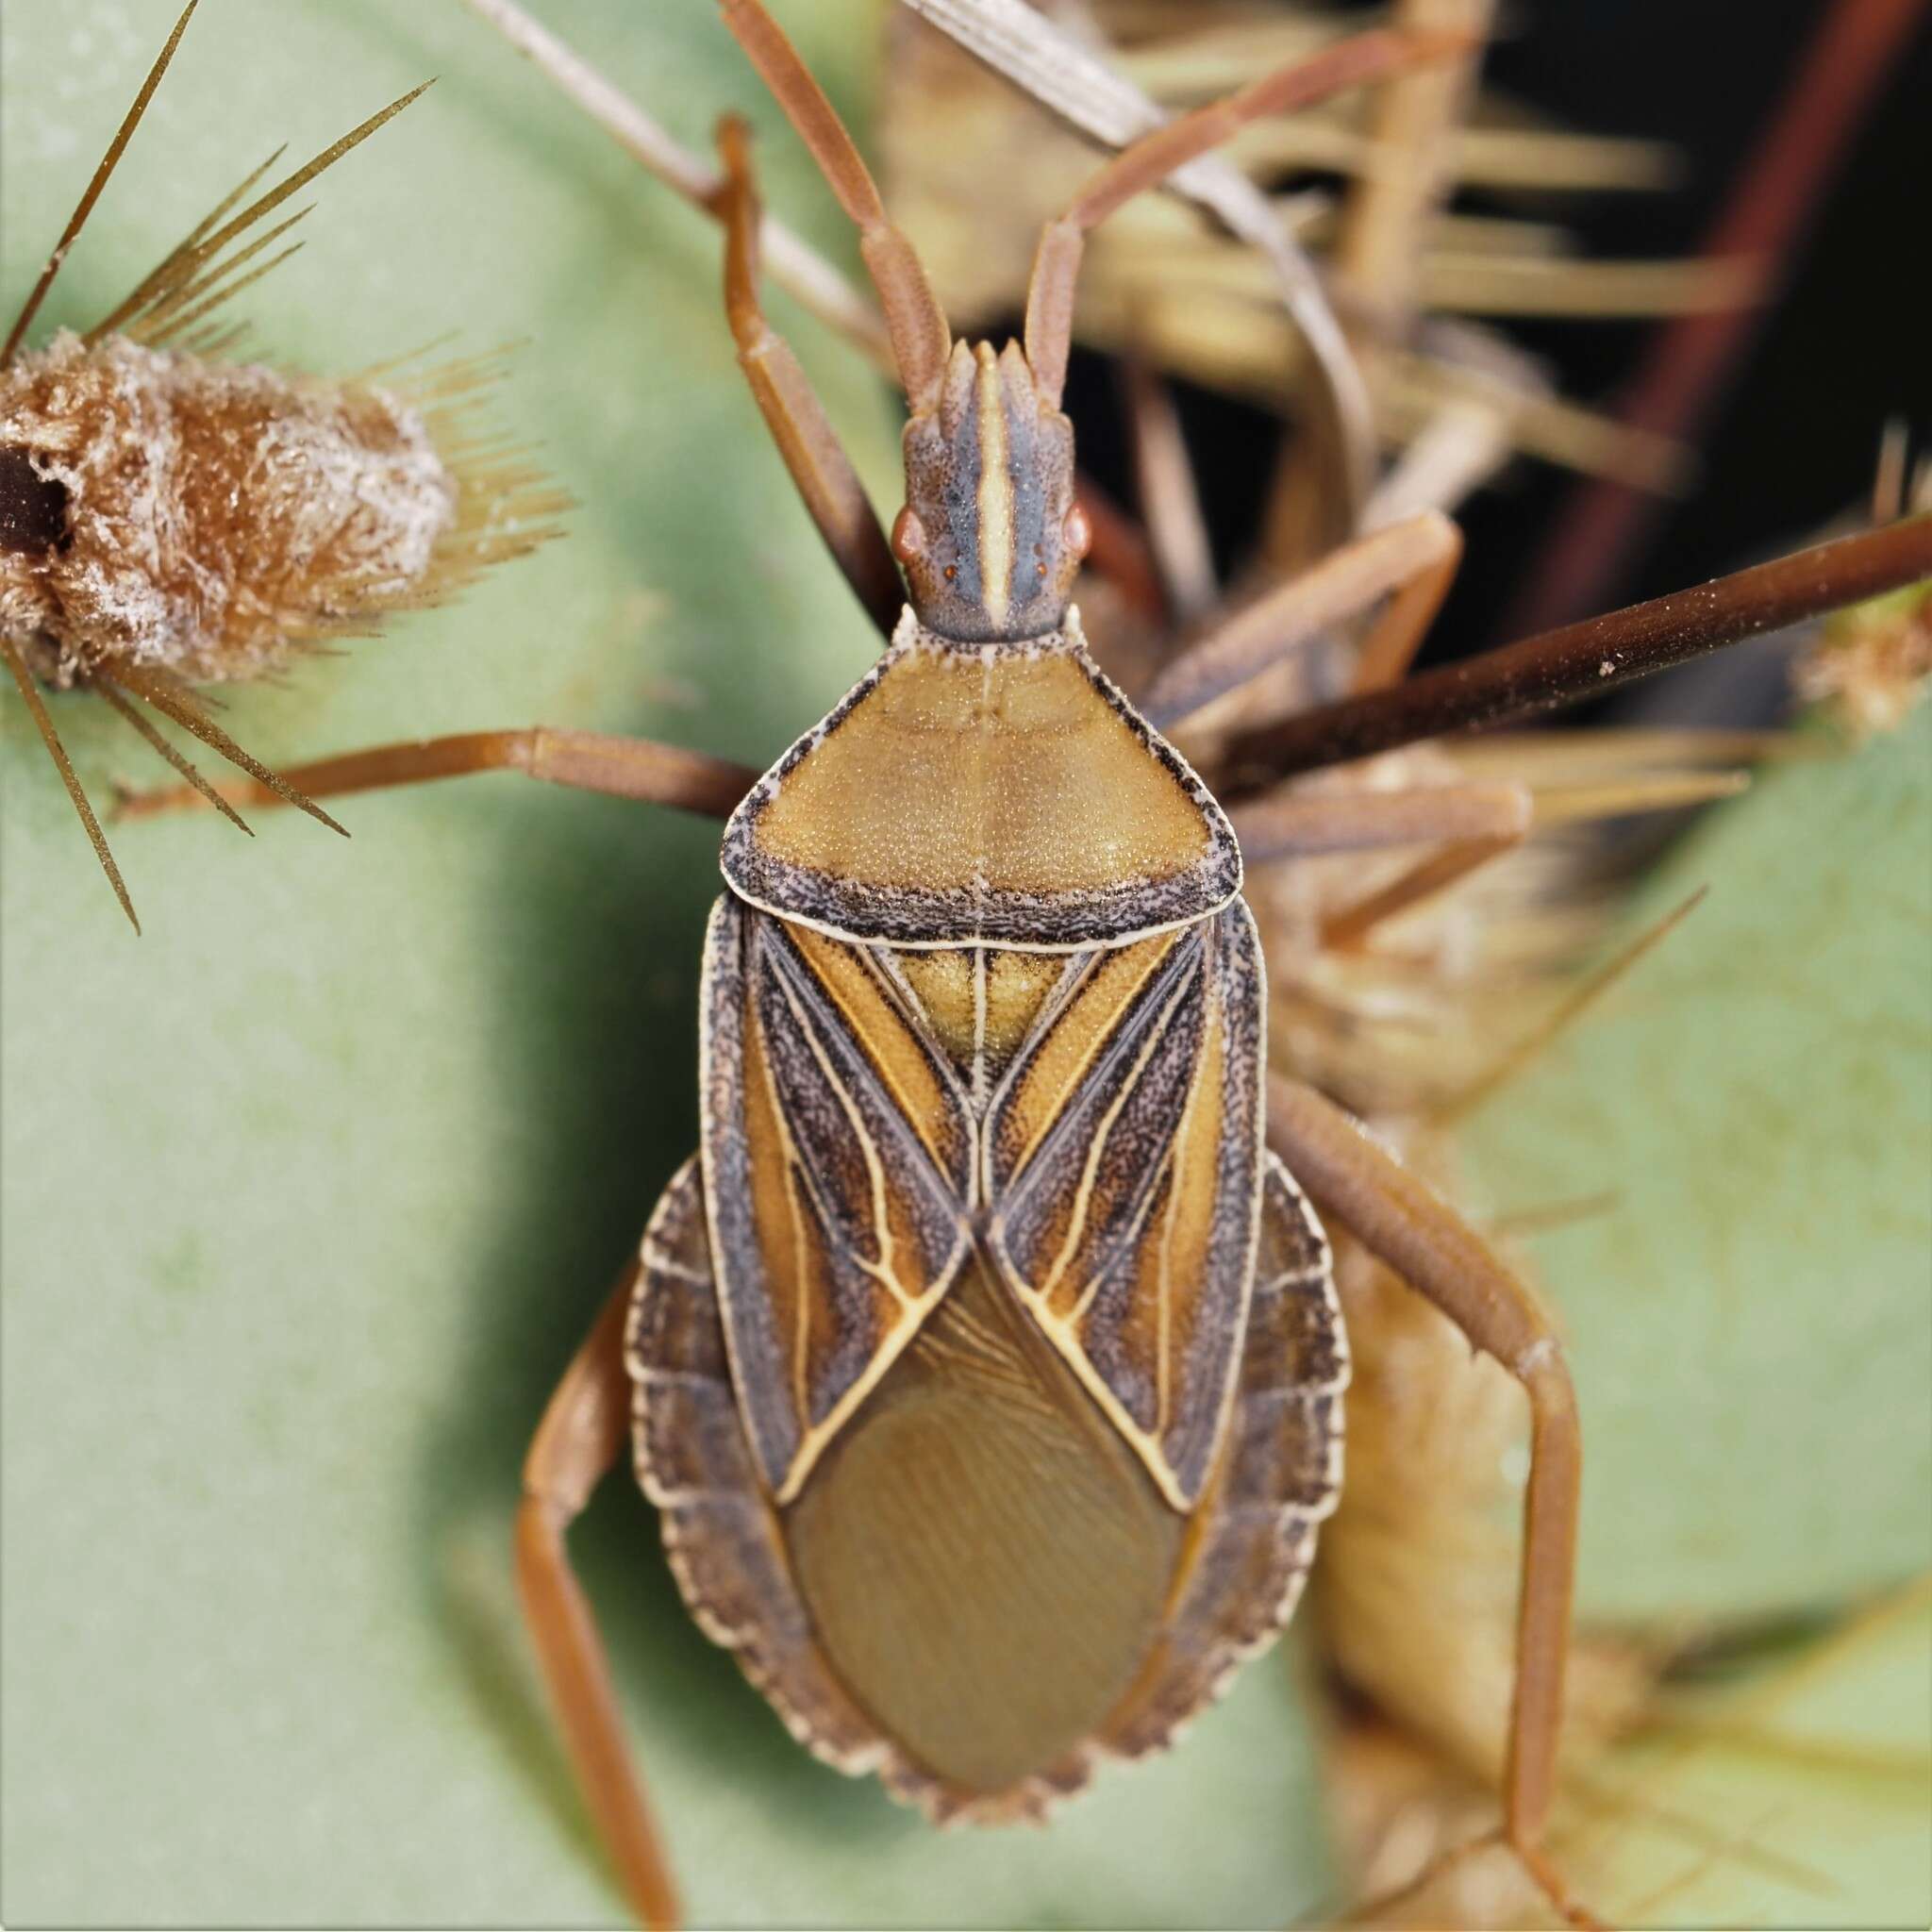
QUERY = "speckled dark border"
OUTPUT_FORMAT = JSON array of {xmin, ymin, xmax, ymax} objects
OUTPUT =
[{"xmin": 720, "ymin": 609, "xmax": 1242, "ymax": 948}]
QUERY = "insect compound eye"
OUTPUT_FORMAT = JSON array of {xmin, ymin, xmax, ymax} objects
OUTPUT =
[
  {"xmin": 891, "ymin": 505, "xmax": 926, "ymax": 563},
  {"xmin": 1061, "ymin": 502, "xmax": 1092, "ymax": 562},
  {"xmin": 0, "ymin": 446, "xmax": 70, "ymax": 555}
]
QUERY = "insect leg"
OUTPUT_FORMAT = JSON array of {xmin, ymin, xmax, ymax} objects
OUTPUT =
[
  {"xmin": 1264, "ymin": 1073, "xmax": 1595, "ymax": 1931},
  {"xmin": 458, "ymin": 0, "xmax": 1162, "ymax": 625},
  {"xmin": 114, "ymin": 728, "xmax": 755, "ymax": 823},
  {"xmin": 719, "ymin": 0, "xmax": 952, "ymax": 410},
  {"xmin": 458, "ymin": 0, "xmax": 887, "ymax": 366},
  {"xmin": 1137, "ymin": 511, "xmax": 1461, "ymax": 730},
  {"xmin": 516, "ymin": 1264, "xmax": 682, "ymax": 1930},
  {"xmin": 713, "ymin": 115, "xmax": 901, "ymax": 638}
]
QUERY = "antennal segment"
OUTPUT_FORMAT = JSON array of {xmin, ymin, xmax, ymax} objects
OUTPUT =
[
  {"xmin": 1024, "ymin": 27, "xmax": 1466, "ymax": 408},
  {"xmin": 717, "ymin": 0, "xmax": 950, "ymax": 410}
]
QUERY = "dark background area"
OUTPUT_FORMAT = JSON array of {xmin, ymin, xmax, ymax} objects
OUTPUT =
[{"xmin": 1060, "ymin": 0, "xmax": 1932, "ymax": 673}]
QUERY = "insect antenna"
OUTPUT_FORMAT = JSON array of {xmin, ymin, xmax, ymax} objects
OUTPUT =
[
  {"xmin": 0, "ymin": 634, "xmax": 139, "ymax": 931},
  {"xmin": 712, "ymin": 112, "xmax": 905, "ymax": 635},
  {"xmin": 92, "ymin": 675, "xmax": 252, "ymax": 838},
  {"xmin": 0, "ymin": 0, "xmax": 199, "ymax": 368},
  {"xmin": 1022, "ymin": 25, "xmax": 1470, "ymax": 408},
  {"xmin": 86, "ymin": 79, "xmax": 435, "ymax": 347},
  {"xmin": 108, "ymin": 662, "xmax": 346, "ymax": 838}
]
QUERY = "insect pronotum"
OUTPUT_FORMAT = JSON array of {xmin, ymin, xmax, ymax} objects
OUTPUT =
[{"xmin": 106, "ymin": 4, "xmax": 1932, "ymax": 1926}]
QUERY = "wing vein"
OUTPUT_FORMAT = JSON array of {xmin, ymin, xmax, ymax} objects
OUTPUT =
[{"xmin": 1039, "ymin": 956, "xmax": 1202, "ymax": 1307}]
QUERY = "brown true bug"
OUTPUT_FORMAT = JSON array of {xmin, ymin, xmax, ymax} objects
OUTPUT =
[{"xmin": 118, "ymin": 4, "xmax": 1932, "ymax": 1925}]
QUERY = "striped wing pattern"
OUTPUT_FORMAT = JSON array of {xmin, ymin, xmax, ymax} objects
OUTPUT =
[
  {"xmin": 987, "ymin": 903, "xmax": 1265, "ymax": 1506},
  {"xmin": 702, "ymin": 894, "xmax": 1263, "ymax": 1511},
  {"xmin": 702, "ymin": 896, "xmax": 974, "ymax": 1502}
]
